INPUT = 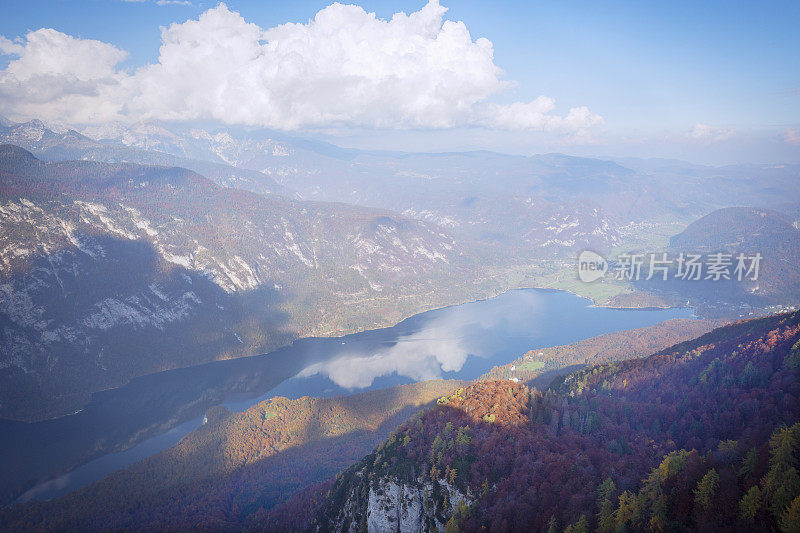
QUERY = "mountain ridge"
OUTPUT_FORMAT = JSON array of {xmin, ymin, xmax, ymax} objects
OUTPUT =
[{"xmin": 0, "ymin": 146, "xmax": 490, "ymax": 421}]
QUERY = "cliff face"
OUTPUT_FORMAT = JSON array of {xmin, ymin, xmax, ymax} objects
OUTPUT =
[
  {"xmin": 330, "ymin": 474, "xmax": 472, "ymax": 533},
  {"xmin": 315, "ymin": 381, "xmax": 529, "ymax": 532}
]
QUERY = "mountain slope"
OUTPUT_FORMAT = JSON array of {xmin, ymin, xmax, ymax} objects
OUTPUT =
[
  {"xmin": 629, "ymin": 207, "xmax": 800, "ymax": 309},
  {"xmin": 0, "ymin": 145, "xmax": 479, "ymax": 420},
  {"xmin": 670, "ymin": 206, "xmax": 800, "ymax": 302},
  {"xmin": 480, "ymin": 317, "xmax": 724, "ymax": 386},
  {"xmin": 0, "ymin": 380, "xmax": 467, "ymax": 531},
  {"xmin": 309, "ymin": 312, "xmax": 800, "ymax": 532},
  {"xmin": 4, "ymin": 313, "xmax": 797, "ymax": 530}
]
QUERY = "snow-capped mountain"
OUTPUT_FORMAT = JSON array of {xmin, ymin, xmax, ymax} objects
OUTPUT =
[{"xmin": 0, "ymin": 119, "xmax": 290, "ymax": 198}]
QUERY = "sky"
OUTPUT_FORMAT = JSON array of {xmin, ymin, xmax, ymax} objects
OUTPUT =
[{"xmin": 1, "ymin": 0, "xmax": 798, "ymax": 164}]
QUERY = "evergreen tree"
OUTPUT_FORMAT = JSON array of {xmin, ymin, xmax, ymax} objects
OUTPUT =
[
  {"xmin": 596, "ymin": 477, "xmax": 617, "ymax": 533},
  {"xmin": 693, "ymin": 469, "xmax": 720, "ymax": 511},
  {"xmin": 780, "ymin": 496, "xmax": 800, "ymax": 533},
  {"xmin": 739, "ymin": 485, "xmax": 762, "ymax": 521},
  {"xmin": 764, "ymin": 424, "xmax": 800, "ymax": 520}
]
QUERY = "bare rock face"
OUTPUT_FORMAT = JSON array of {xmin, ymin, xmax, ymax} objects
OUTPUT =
[
  {"xmin": 331, "ymin": 475, "xmax": 471, "ymax": 533},
  {"xmin": 366, "ymin": 480, "xmax": 424, "ymax": 533},
  {"xmin": 316, "ymin": 382, "xmax": 531, "ymax": 533}
]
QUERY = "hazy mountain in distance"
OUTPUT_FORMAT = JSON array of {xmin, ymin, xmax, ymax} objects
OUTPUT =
[
  {"xmin": 0, "ymin": 119, "xmax": 290, "ymax": 198},
  {"xmin": 605, "ymin": 156, "xmax": 711, "ymax": 174},
  {"xmin": 12, "ymin": 118, "xmax": 799, "ymax": 229},
  {"xmin": 76, "ymin": 121, "xmax": 800, "ymax": 260},
  {"xmin": 606, "ymin": 156, "xmax": 800, "ymax": 219},
  {"xmin": 14, "ymin": 118, "xmax": 800, "ymax": 266},
  {"xmin": 12, "ymin": 119, "xmax": 626, "ymax": 259},
  {"xmin": 82, "ymin": 120, "xmax": 359, "ymax": 170},
  {"xmin": 668, "ymin": 207, "xmax": 800, "ymax": 303}
]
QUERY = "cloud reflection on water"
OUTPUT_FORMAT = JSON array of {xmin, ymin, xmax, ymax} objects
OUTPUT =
[{"xmin": 298, "ymin": 290, "xmax": 544, "ymax": 389}]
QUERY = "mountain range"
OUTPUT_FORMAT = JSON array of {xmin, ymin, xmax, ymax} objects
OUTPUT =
[
  {"xmin": 0, "ymin": 114, "xmax": 799, "ymax": 532},
  {"xmin": 0, "ymin": 144, "xmax": 481, "ymax": 420},
  {"xmin": 2, "ymin": 116, "xmax": 800, "ymax": 421}
]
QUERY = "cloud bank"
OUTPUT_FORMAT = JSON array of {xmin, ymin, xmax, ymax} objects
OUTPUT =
[
  {"xmin": 0, "ymin": 1, "xmax": 601, "ymax": 133},
  {"xmin": 686, "ymin": 123, "xmax": 735, "ymax": 143}
]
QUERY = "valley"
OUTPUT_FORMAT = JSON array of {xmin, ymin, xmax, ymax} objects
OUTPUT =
[
  {"xmin": 0, "ymin": 287, "xmax": 691, "ymax": 508},
  {"xmin": 0, "ymin": 118, "xmax": 798, "ymax": 527},
  {"xmin": 1, "ymin": 2, "xmax": 798, "ymax": 531},
  {"xmin": 3, "ymin": 309, "xmax": 797, "ymax": 531}
]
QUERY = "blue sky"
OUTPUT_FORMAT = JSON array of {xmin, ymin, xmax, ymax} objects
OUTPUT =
[{"xmin": 1, "ymin": 0, "xmax": 799, "ymax": 163}]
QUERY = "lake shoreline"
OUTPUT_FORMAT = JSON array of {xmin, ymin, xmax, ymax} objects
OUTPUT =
[{"xmin": 3, "ymin": 287, "xmax": 694, "ymax": 508}]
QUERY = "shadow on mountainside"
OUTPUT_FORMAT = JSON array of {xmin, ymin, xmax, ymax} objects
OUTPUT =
[
  {"xmin": 0, "ymin": 381, "xmax": 466, "ymax": 531},
  {"xmin": 0, "ymin": 234, "xmax": 303, "ymax": 506}
]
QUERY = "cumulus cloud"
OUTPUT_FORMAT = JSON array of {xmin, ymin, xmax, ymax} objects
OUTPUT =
[
  {"xmin": 686, "ymin": 123, "xmax": 735, "ymax": 143},
  {"xmin": 784, "ymin": 128, "xmax": 800, "ymax": 146},
  {"xmin": 0, "ymin": 1, "xmax": 601, "ymax": 133},
  {"xmin": 0, "ymin": 30, "xmax": 128, "ymax": 123},
  {"xmin": 476, "ymin": 97, "xmax": 603, "ymax": 131}
]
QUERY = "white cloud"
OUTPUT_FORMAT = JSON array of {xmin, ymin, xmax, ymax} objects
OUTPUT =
[
  {"xmin": 0, "ymin": 29, "xmax": 128, "ymax": 124},
  {"xmin": 0, "ymin": 30, "xmax": 126, "ymax": 82},
  {"xmin": 122, "ymin": 0, "xmax": 192, "ymax": 4},
  {"xmin": 155, "ymin": 0, "xmax": 193, "ymax": 5},
  {"xmin": 784, "ymin": 128, "xmax": 800, "ymax": 146},
  {"xmin": 0, "ymin": 1, "xmax": 601, "ymax": 133},
  {"xmin": 686, "ymin": 123, "xmax": 735, "ymax": 143},
  {"xmin": 476, "ymin": 97, "xmax": 602, "ymax": 131}
]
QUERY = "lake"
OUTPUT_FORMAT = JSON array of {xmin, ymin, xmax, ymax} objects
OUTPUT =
[{"xmin": 3, "ymin": 288, "xmax": 693, "ymax": 505}]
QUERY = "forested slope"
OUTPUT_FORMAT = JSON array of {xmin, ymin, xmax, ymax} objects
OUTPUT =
[
  {"xmin": 5, "ymin": 312, "xmax": 798, "ymax": 531},
  {"xmin": 0, "ymin": 380, "xmax": 466, "ymax": 531},
  {"xmin": 480, "ymin": 318, "xmax": 724, "ymax": 386},
  {"xmin": 310, "ymin": 312, "xmax": 800, "ymax": 532}
]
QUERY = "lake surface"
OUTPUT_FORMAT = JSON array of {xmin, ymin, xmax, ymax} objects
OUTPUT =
[{"xmin": 4, "ymin": 288, "xmax": 693, "ymax": 505}]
